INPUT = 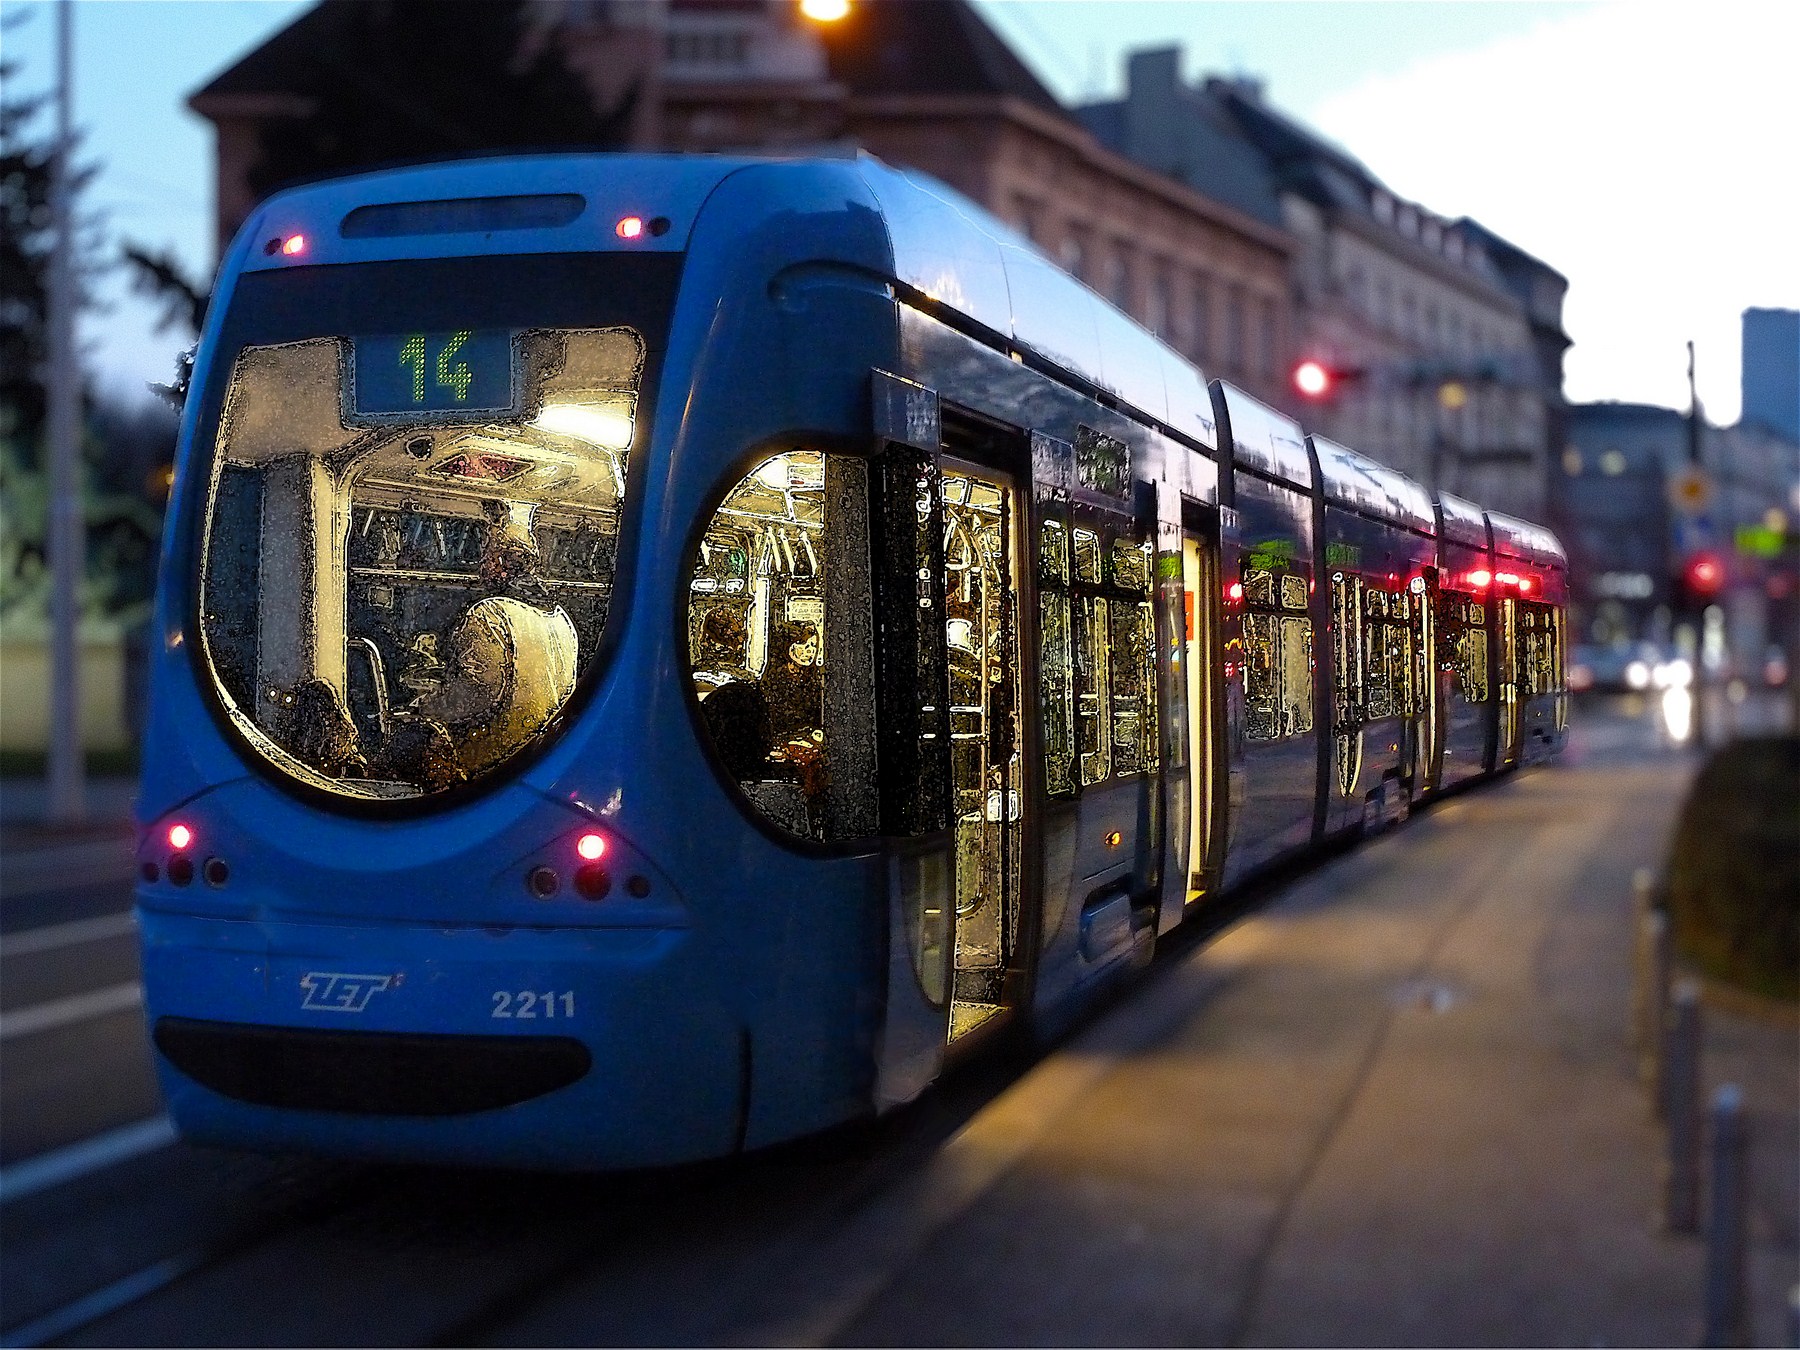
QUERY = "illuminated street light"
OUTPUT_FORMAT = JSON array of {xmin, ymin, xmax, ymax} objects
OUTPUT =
[{"xmin": 800, "ymin": 0, "xmax": 850, "ymax": 20}]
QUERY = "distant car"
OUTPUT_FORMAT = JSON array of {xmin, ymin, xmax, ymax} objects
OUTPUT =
[
  {"xmin": 1569, "ymin": 641, "xmax": 1667, "ymax": 693},
  {"xmin": 1765, "ymin": 645, "xmax": 1791, "ymax": 688}
]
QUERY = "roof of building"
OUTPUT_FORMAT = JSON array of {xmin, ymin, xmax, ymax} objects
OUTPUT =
[
  {"xmin": 819, "ymin": 0, "xmax": 1063, "ymax": 116},
  {"xmin": 1075, "ymin": 83, "xmax": 1283, "ymax": 230},
  {"xmin": 190, "ymin": 0, "xmax": 350, "ymax": 105}
]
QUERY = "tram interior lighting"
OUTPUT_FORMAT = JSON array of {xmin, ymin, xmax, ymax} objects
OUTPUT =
[
  {"xmin": 533, "ymin": 403, "xmax": 634, "ymax": 450},
  {"xmin": 615, "ymin": 215, "xmax": 645, "ymax": 240},
  {"xmin": 281, "ymin": 234, "xmax": 306, "ymax": 256},
  {"xmin": 1467, "ymin": 569, "xmax": 1492, "ymax": 589},
  {"xmin": 577, "ymin": 832, "xmax": 607, "ymax": 862},
  {"xmin": 168, "ymin": 822, "xmax": 194, "ymax": 851}
]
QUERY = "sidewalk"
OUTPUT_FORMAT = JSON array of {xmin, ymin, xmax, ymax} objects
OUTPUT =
[{"xmin": 496, "ymin": 747, "xmax": 1798, "ymax": 1347}]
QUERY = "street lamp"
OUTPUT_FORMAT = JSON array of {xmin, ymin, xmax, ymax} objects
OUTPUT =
[{"xmin": 799, "ymin": 0, "xmax": 850, "ymax": 20}]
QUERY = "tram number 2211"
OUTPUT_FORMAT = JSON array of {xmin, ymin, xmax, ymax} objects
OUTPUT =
[{"xmin": 492, "ymin": 990, "xmax": 577, "ymax": 1019}]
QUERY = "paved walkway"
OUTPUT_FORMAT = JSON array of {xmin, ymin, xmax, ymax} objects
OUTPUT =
[{"xmin": 493, "ymin": 745, "xmax": 1797, "ymax": 1347}]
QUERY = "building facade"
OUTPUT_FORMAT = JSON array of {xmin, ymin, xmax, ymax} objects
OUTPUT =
[
  {"xmin": 1561, "ymin": 401, "xmax": 1798, "ymax": 672},
  {"xmin": 189, "ymin": 0, "xmax": 1296, "ymax": 408},
  {"xmin": 1741, "ymin": 306, "xmax": 1799, "ymax": 444},
  {"xmin": 1078, "ymin": 50, "xmax": 1564, "ymax": 521}
]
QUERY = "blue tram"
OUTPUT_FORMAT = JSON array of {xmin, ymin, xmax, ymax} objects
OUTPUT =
[{"xmin": 135, "ymin": 154, "xmax": 1568, "ymax": 1169}]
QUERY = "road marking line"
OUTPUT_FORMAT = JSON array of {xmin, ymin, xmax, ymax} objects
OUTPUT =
[
  {"xmin": 0, "ymin": 1116, "xmax": 177, "ymax": 1207},
  {"xmin": 0, "ymin": 839, "xmax": 137, "ymax": 898},
  {"xmin": 0, "ymin": 911, "xmax": 137, "ymax": 959},
  {"xmin": 0, "ymin": 981, "xmax": 143, "ymax": 1041},
  {"xmin": 0, "ymin": 1252, "xmax": 200, "ymax": 1348}
]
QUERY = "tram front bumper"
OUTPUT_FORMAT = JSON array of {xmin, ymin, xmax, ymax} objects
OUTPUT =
[{"xmin": 137, "ymin": 909, "xmax": 745, "ymax": 1170}]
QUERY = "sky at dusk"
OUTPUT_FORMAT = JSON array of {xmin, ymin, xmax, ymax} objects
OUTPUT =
[{"xmin": 5, "ymin": 0, "xmax": 1798, "ymax": 422}]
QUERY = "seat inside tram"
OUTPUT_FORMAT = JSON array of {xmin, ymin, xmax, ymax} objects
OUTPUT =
[{"xmin": 196, "ymin": 327, "xmax": 645, "ymax": 801}]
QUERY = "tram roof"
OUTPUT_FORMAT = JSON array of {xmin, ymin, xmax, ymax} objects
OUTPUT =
[
  {"xmin": 1212, "ymin": 382, "xmax": 1312, "ymax": 489},
  {"xmin": 1486, "ymin": 509, "xmax": 1568, "ymax": 568},
  {"xmin": 1435, "ymin": 490, "xmax": 1490, "ymax": 548},
  {"xmin": 1308, "ymin": 434, "xmax": 1435, "ymax": 533},
  {"xmin": 232, "ymin": 152, "xmax": 1219, "ymax": 452}
]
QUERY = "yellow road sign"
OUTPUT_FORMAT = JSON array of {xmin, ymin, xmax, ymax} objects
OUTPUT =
[{"xmin": 1669, "ymin": 465, "xmax": 1712, "ymax": 514}]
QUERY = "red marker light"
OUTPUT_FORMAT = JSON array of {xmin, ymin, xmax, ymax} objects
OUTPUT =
[
  {"xmin": 1227, "ymin": 582, "xmax": 1244, "ymax": 603},
  {"xmin": 615, "ymin": 216, "xmax": 645, "ymax": 240},
  {"xmin": 1468, "ymin": 569, "xmax": 1493, "ymax": 589},
  {"xmin": 281, "ymin": 234, "xmax": 306, "ymax": 256},
  {"xmin": 1293, "ymin": 360, "xmax": 1331, "ymax": 399},
  {"xmin": 168, "ymin": 823, "xmax": 193, "ymax": 851},
  {"xmin": 576, "ymin": 832, "xmax": 607, "ymax": 861}
]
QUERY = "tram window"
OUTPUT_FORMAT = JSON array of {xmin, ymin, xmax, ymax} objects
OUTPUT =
[
  {"xmin": 1110, "ymin": 537, "xmax": 1150, "ymax": 593},
  {"xmin": 1109, "ymin": 591, "xmax": 1157, "ymax": 775},
  {"xmin": 687, "ymin": 449, "xmax": 878, "ymax": 843},
  {"xmin": 1073, "ymin": 527, "xmax": 1103, "ymax": 585},
  {"xmin": 1243, "ymin": 559, "xmax": 1315, "ymax": 741},
  {"xmin": 1330, "ymin": 573, "xmax": 1362, "ymax": 730},
  {"xmin": 1076, "ymin": 595, "xmax": 1113, "ymax": 784},
  {"xmin": 1040, "ymin": 518, "xmax": 1070, "ymax": 586},
  {"xmin": 1040, "ymin": 590, "xmax": 1076, "ymax": 796},
  {"xmin": 197, "ymin": 329, "xmax": 642, "ymax": 801}
]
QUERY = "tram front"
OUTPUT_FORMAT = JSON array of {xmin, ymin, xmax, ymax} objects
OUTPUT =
[{"xmin": 135, "ymin": 156, "xmax": 904, "ymax": 1169}]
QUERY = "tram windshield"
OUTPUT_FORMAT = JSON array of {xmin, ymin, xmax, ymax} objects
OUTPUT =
[{"xmin": 196, "ymin": 326, "xmax": 644, "ymax": 801}]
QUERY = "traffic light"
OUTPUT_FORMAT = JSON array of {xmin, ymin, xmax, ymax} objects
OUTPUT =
[
  {"xmin": 1678, "ymin": 550, "xmax": 1725, "ymax": 609},
  {"xmin": 1293, "ymin": 360, "xmax": 1332, "ymax": 400},
  {"xmin": 1291, "ymin": 359, "xmax": 1363, "ymax": 403}
]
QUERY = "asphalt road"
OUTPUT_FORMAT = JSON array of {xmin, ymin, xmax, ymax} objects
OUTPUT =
[{"xmin": 0, "ymin": 695, "xmax": 1790, "ymax": 1347}]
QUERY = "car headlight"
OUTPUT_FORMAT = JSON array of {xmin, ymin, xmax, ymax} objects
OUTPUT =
[{"xmin": 1626, "ymin": 660, "xmax": 1650, "ymax": 689}]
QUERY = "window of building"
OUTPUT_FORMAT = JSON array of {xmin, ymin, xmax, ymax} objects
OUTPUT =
[
  {"xmin": 1106, "ymin": 246, "xmax": 1133, "ymax": 310},
  {"xmin": 1191, "ymin": 273, "xmax": 1214, "ymax": 363},
  {"xmin": 1225, "ymin": 285, "xmax": 1247, "ymax": 374},
  {"xmin": 1059, "ymin": 232, "xmax": 1087, "ymax": 282},
  {"xmin": 1146, "ymin": 263, "xmax": 1172, "ymax": 337},
  {"xmin": 1258, "ymin": 296, "xmax": 1278, "ymax": 381}
]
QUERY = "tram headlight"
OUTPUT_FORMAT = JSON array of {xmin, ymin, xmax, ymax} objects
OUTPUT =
[
  {"xmin": 168, "ymin": 822, "xmax": 194, "ymax": 850},
  {"xmin": 576, "ymin": 832, "xmax": 607, "ymax": 862}
]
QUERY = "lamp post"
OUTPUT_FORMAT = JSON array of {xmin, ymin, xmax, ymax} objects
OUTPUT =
[{"xmin": 46, "ymin": 0, "xmax": 84, "ymax": 823}]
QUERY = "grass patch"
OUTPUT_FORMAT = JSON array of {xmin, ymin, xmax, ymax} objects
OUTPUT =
[
  {"xmin": 0, "ymin": 746, "xmax": 141, "ymax": 778},
  {"xmin": 1665, "ymin": 735, "xmax": 1800, "ymax": 1002}
]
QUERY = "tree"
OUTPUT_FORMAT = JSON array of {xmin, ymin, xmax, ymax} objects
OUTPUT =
[{"xmin": 248, "ymin": 0, "xmax": 637, "ymax": 200}]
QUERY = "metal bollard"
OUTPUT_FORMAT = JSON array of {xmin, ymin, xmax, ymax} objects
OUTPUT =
[
  {"xmin": 1701, "ymin": 1084, "xmax": 1751, "ymax": 1348},
  {"xmin": 1631, "ymin": 868, "xmax": 1659, "ymax": 1054},
  {"xmin": 1662, "ymin": 980, "xmax": 1702, "ymax": 1233},
  {"xmin": 1641, "ymin": 910, "xmax": 1672, "ymax": 1103}
]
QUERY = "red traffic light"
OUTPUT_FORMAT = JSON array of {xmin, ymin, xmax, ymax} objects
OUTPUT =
[
  {"xmin": 1684, "ymin": 551, "xmax": 1724, "ymax": 598},
  {"xmin": 1293, "ymin": 360, "xmax": 1332, "ymax": 400}
]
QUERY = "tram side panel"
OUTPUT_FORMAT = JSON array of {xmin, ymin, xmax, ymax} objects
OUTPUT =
[
  {"xmin": 1221, "ymin": 468, "xmax": 1320, "ymax": 885},
  {"xmin": 1319, "ymin": 504, "xmax": 1437, "ymax": 835},
  {"xmin": 1432, "ymin": 532, "xmax": 1496, "ymax": 789}
]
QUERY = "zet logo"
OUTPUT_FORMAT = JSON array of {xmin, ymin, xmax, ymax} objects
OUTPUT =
[{"xmin": 299, "ymin": 972, "xmax": 394, "ymax": 1013}]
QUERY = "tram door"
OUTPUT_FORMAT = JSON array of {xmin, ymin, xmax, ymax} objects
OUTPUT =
[
  {"xmin": 1182, "ymin": 532, "xmax": 1224, "ymax": 897},
  {"xmin": 1497, "ymin": 595, "xmax": 1520, "ymax": 766},
  {"xmin": 940, "ymin": 464, "xmax": 1025, "ymax": 1042}
]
